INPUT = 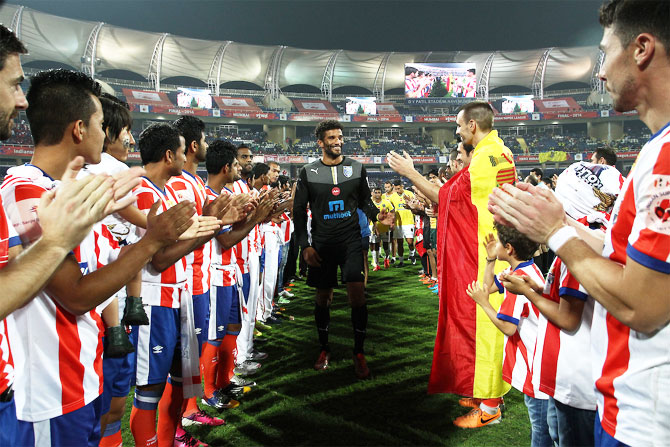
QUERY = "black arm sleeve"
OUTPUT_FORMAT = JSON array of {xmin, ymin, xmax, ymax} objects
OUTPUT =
[
  {"xmin": 293, "ymin": 167, "xmax": 310, "ymax": 249},
  {"xmin": 358, "ymin": 165, "xmax": 378, "ymax": 223}
]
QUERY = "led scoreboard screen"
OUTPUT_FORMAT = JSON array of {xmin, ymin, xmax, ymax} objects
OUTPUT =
[{"xmin": 404, "ymin": 63, "xmax": 476, "ymax": 100}]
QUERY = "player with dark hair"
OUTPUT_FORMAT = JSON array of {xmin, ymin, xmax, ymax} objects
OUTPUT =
[
  {"xmin": 26, "ymin": 69, "xmax": 102, "ymax": 147},
  {"xmin": 237, "ymin": 143, "xmax": 254, "ymax": 182},
  {"xmin": 369, "ymin": 186, "xmax": 393, "ymax": 271},
  {"xmin": 489, "ymin": 1, "xmax": 670, "ymax": 444},
  {"xmin": 0, "ymin": 25, "xmax": 26, "ymax": 141},
  {"xmin": 0, "ymin": 26, "xmax": 146, "ymax": 446},
  {"xmin": 202, "ymin": 140, "xmax": 272, "ymax": 411},
  {"xmin": 294, "ymin": 119, "xmax": 394, "ymax": 378},
  {"xmin": 86, "ymin": 93, "xmax": 150, "ymax": 447},
  {"xmin": 590, "ymin": 147, "xmax": 617, "ymax": 166},
  {"xmin": 390, "ymin": 178, "xmax": 416, "ymax": 266},
  {"xmin": 128, "ymin": 122, "xmax": 228, "ymax": 446},
  {"xmin": 167, "ymin": 116, "xmax": 242, "ymax": 443},
  {"xmin": 1, "ymin": 69, "xmax": 202, "ymax": 446}
]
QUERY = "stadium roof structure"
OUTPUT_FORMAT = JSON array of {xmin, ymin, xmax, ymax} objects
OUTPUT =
[{"xmin": 1, "ymin": 4, "xmax": 604, "ymax": 101}]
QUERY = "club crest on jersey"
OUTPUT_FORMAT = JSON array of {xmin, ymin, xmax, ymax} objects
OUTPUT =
[
  {"xmin": 343, "ymin": 166, "xmax": 353, "ymax": 178},
  {"xmin": 648, "ymin": 191, "xmax": 670, "ymax": 234},
  {"xmin": 331, "ymin": 187, "xmax": 341, "ymax": 196}
]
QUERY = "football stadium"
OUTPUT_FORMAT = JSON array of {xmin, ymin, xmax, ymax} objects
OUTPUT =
[{"xmin": 0, "ymin": 0, "xmax": 667, "ymax": 446}]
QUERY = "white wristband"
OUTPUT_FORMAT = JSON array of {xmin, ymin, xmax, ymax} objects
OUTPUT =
[{"xmin": 547, "ymin": 226, "xmax": 578, "ymax": 253}]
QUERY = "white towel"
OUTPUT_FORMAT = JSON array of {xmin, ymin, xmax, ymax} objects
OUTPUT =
[{"xmin": 179, "ymin": 287, "xmax": 203, "ymax": 399}]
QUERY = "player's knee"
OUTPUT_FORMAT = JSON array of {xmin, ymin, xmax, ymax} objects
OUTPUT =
[
  {"xmin": 137, "ymin": 382, "xmax": 165, "ymax": 393},
  {"xmin": 107, "ymin": 397, "xmax": 126, "ymax": 422}
]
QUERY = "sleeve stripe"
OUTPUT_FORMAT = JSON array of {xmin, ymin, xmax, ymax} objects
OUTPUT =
[
  {"xmin": 493, "ymin": 275, "xmax": 504, "ymax": 294},
  {"xmin": 497, "ymin": 313, "xmax": 519, "ymax": 325},
  {"xmin": 558, "ymin": 287, "xmax": 588, "ymax": 301},
  {"xmin": 627, "ymin": 243, "xmax": 670, "ymax": 274},
  {"xmin": 7, "ymin": 236, "xmax": 21, "ymax": 248}
]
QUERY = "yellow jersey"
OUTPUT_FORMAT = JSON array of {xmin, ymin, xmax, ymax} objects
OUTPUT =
[
  {"xmin": 390, "ymin": 189, "xmax": 415, "ymax": 226},
  {"xmin": 372, "ymin": 197, "xmax": 394, "ymax": 233}
]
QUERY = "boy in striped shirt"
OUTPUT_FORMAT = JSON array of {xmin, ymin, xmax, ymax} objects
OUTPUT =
[{"xmin": 466, "ymin": 223, "xmax": 549, "ymax": 444}]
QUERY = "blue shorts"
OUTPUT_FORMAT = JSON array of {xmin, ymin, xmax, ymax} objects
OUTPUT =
[
  {"xmin": 101, "ymin": 342, "xmax": 135, "ymax": 415},
  {"xmin": 192, "ymin": 291, "xmax": 210, "ymax": 354},
  {"xmin": 595, "ymin": 411, "xmax": 629, "ymax": 447},
  {"xmin": 17, "ymin": 395, "xmax": 102, "ymax": 447},
  {"xmin": 210, "ymin": 284, "xmax": 241, "ymax": 339},
  {"xmin": 131, "ymin": 306, "xmax": 181, "ymax": 387},
  {"xmin": 0, "ymin": 396, "xmax": 17, "ymax": 446},
  {"xmin": 240, "ymin": 272, "xmax": 251, "ymax": 306}
]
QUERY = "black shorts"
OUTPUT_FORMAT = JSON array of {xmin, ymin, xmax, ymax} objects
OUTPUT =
[
  {"xmin": 307, "ymin": 236, "xmax": 364, "ymax": 289},
  {"xmin": 361, "ymin": 236, "xmax": 370, "ymax": 251}
]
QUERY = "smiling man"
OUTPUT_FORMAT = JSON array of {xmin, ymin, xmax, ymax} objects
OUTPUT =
[{"xmin": 293, "ymin": 119, "xmax": 393, "ymax": 379}]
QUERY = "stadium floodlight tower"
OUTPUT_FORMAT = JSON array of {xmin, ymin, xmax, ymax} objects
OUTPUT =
[
  {"xmin": 10, "ymin": 5, "xmax": 25, "ymax": 37},
  {"xmin": 373, "ymin": 52, "xmax": 393, "ymax": 103},
  {"xmin": 148, "ymin": 33, "xmax": 169, "ymax": 92},
  {"xmin": 265, "ymin": 45, "xmax": 286, "ymax": 100},
  {"xmin": 532, "ymin": 48, "xmax": 553, "ymax": 99},
  {"xmin": 207, "ymin": 41, "xmax": 232, "ymax": 96},
  {"xmin": 591, "ymin": 49, "xmax": 606, "ymax": 94},
  {"xmin": 321, "ymin": 49, "xmax": 342, "ymax": 102},
  {"xmin": 478, "ymin": 51, "xmax": 496, "ymax": 101},
  {"xmin": 81, "ymin": 22, "xmax": 104, "ymax": 78}
]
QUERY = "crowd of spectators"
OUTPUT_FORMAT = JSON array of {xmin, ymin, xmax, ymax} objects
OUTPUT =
[
  {"xmin": 4, "ymin": 121, "xmax": 33, "ymax": 146},
  {"xmin": 1, "ymin": 120, "xmax": 651, "ymax": 159},
  {"xmin": 500, "ymin": 127, "xmax": 650, "ymax": 155}
]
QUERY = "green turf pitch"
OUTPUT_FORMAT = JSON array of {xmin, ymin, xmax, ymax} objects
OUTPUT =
[{"xmin": 122, "ymin": 259, "xmax": 532, "ymax": 446}]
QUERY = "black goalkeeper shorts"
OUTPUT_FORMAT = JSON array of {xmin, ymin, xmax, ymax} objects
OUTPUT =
[{"xmin": 307, "ymin": 235, "xmax": 364, "ymax": 290}]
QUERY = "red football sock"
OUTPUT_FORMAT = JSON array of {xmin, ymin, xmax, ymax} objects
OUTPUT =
[
  {"xmin": 99, "ymin": 430, "xmax": 123, "ymax": 447},
  {"xmin": 130, "ymin": 406, "xmax": 158, "ymax": 447},
  {"xmin": 156, "ymin": 380, "xmax": 184, "ymax": 447},
  {"xmin": 216, "ymin": 334, "xmax": 237, "ymax": 388},
  {"xmin": 201, "ymin": 341, "xmax": 220, "ymax": 398},
  {"xmin": 481, "ymin": 398, "xmax": 501, "ymax": 408},
  {"xmin": 182, "ymin": 396, "xmax": 200, "ymax": 418}
]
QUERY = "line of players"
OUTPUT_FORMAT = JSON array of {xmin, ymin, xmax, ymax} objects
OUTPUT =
[
  {"xmin": 365, "ymin": 144, "xmax": 473, "ymax": 293},
  {"xmin": 0, "ymin": 25, "xmax": 296, "ymax": 447}
]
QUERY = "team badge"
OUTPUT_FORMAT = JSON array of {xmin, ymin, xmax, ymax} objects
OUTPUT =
[
  {"xmin": 332, "ymin": 187, "xmax": 341, "ymax": 196},
  {"xmin": 647, "ymin": 191, "xmax": 670, "ymax": 235},
  {"xmin": 343, "ymin": 166, "xmax": 353, "ymax": 178}
]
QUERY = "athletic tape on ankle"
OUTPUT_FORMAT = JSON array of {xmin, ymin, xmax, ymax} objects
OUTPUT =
[{"xmin": 547, "ymin": 226, "xmax": 578, "ymax": 253}]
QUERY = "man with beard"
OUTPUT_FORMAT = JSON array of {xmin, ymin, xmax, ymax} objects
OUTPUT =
[
  {"xmin": 489, "ymin": 1, "xmax": 670, "ymax": 444},
  {"xmin": 293, "ymin": 120, "xmax": 394, "ymax": 379},
  {"xmin": 231, "ymin": 144, "xmax": 267, "ymax": 375}
]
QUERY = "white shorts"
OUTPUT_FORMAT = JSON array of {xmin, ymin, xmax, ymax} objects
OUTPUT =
[
  {"xmin": 370, "ymin": 231, "xmax": 390, "ymax": 244},
  {"xmin": 393, "ymin": 225, "xmax": 415, "ymax": 240}
]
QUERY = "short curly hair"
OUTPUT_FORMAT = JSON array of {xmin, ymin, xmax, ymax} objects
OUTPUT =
[
  {"xmin": 494, "ymin": 221, "xmax": 539, "ymax": 262},
  {"xmin": 314, "ymin": 119, "xmax": 342, "ymax": 141}
]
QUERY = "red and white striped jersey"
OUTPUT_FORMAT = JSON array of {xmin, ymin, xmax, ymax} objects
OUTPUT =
[
  {"xmin": 0, "ymin": 201, "xmax": 21, "ymax": 395},
  {"xmin": 532, "ymin": 257, "xmax": 595, "ymax": 411},
  {"xmin": 494, "ymin": 261, "xmax": 546, "ymax": 398},
  {"xmin": 279, "ymin": 212, "xmax": 293, "ymax": 244},
  {"xmin": 82, "ymin": 152, "xmax": 136, "ymax": 243},
  {"xmin": 168, "ymin": 170, "xmax": 211, "ymax": 295},
  {"xmin": 592, "ymin": 123, "xmax": 670, "ymax": 445},
  {"xmin": 0, "ymin": 165, "xmax": 114, "ymax": 421},
  {"xmin": 230, "ymin": 179, "xmax": 256, "ymax": 272},
  {"xmin": 206, "ymin": 186, "xmax": 237, "ymax": 286},
  {"xmin": 133, "ymin": 177, "xmax": 187, "ymax": 308}
]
